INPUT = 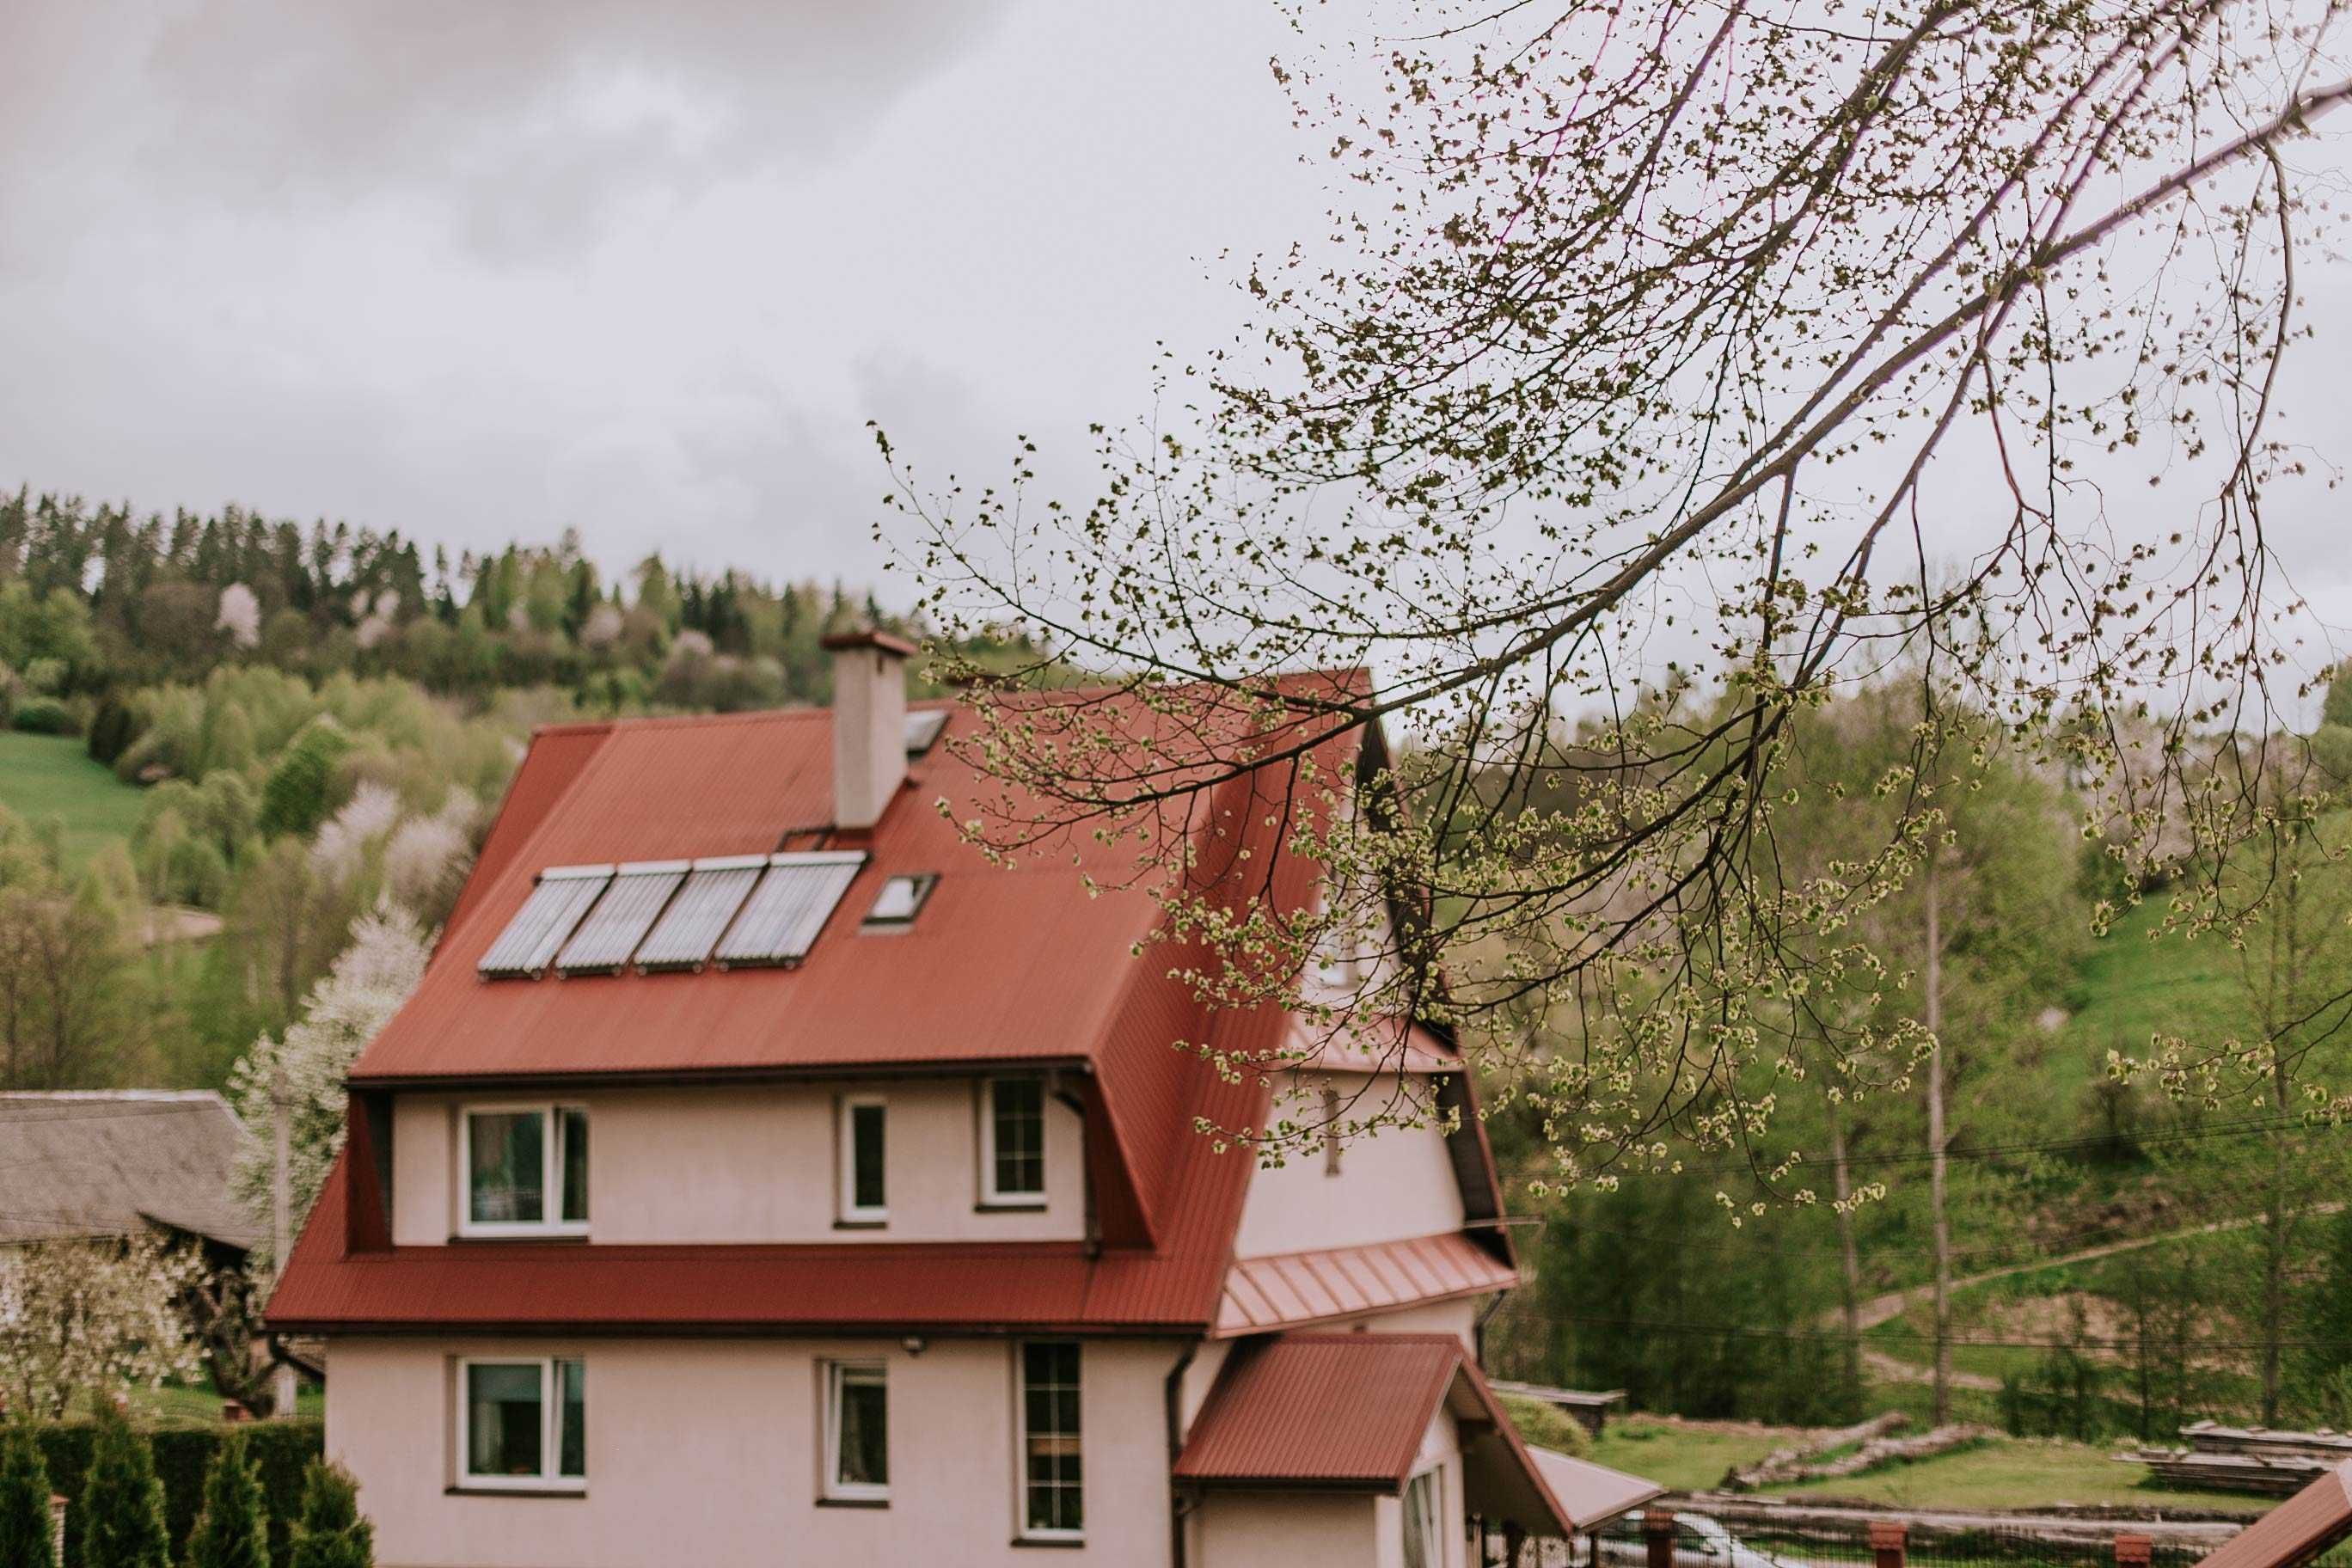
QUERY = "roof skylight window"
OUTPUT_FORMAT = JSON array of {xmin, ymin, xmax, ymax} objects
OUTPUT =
[
  {"xmin": 903, "ymin": 709, "xmax": 948, "ymax": 756},
  {"xmin": 862, "ymin": 873, "xmax": 937, "ymax": 930}
]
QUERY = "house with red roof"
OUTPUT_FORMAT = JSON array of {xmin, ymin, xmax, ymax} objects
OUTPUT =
[{"xmin": 268, "ymin": 632, "xmax": 1660, "ymax": 1567}]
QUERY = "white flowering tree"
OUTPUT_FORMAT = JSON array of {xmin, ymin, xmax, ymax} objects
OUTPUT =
[
  {"xmin": 0, "ymin": 1233, "xmax": 203, "ymax": 1419},
  {"xmin": 228, "ymin": 903, "xmax": 429, "ymax": 1274}
]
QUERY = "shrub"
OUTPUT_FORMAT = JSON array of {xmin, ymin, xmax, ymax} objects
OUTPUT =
[
  {"xmin": 11, "ymin": 698, "xmax": 75, "ymax": 736},
  {"xmin": 34, "ymin": 1418, "xmax": 321, "ymax": 1568},
  {"xmin": 86, "ymin": 696, "xmax": 139, "ymax": 766},
  {"xmin": 78, "ymin": 1409, "xmax": 169, "ymax": 1568},
  {"xmin": 185, "ymin": 1431, "xmax": 268, "ymax": 1568},
  {"xmin": 1498, "ymin": 1393, "xmax": 1591, "ymax": 1458},
  {"xmin": 0, "ymin": 1422, "xmax": 57, "ymax": 1568},
  {"xmin": 286, "ymin": 1461, "xmax": 371, "ymax": 1568}
]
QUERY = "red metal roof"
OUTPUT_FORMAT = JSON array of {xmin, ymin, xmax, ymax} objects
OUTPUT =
[
  {"xmin": 1173, "ymin": 1332, "xmax": 1582, "ymax": 1536},
  {"xmin": 272, "ymin": 675, "xmax": 1521, "ymax": 1336},
  {"xmin": 1214, "ymin": 1233, "xmax": 1519, "ymax": 1337},
  {"xmin": 2191, "ymin": 1461, "xmax": 2352, "ymax": 1568}
]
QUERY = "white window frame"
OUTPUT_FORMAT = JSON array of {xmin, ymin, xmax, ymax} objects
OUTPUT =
[
  {"xmin": 1014, "ymin": 1339, "xmax": 1083, "ymax": 1542},
  {"xmin": 979, "ymin": 1078, "xmax": 1048, "ymax": 1208},
  {"xmin": 836, "ymin": 1095, "xmax": 888, "ymax": 1224},
  {"xmin": 457, "ymin": 1103, "xmax": 589, "ymax": 1238},
  {"xmin": 454, "ymin": 1356, "xmax": 585, "ymax": 1493},
  {"xmin": 822, "ymin": 1360, "xmax": 891, "ymax": 1503},
  {"xmin": 1401, "ymin": 1465, "xmax": 1442, "ymax": 1568}
]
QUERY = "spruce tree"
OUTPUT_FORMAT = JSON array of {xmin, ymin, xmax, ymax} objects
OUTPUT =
[
  {"xmin": 0, "ymin": 1422, "xmax": 58, "ymax": 1568},
  {"xmin": 184, "ymin": 1430, "xmax": 268, "ymax": 1568},
  {"xmin": 287, "ymin": 1461, "xmax": 372, "ymax": 1568},
  {"xmin": 78, "ymin": 1408, "xmax": 168, "ymax": 1568}
]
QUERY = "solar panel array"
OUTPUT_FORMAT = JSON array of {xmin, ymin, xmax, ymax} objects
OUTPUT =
[
  {"xmin": 477, "ymin": 852, "xmax": 869, "ymax": 980},
  {"xmin": 713, "ymin": 851, "xmax": 868, "ymax": 967}
]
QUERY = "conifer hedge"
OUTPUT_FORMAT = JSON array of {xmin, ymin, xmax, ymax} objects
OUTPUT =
[{"xmin": 32, "ymin": 1421, "xmax": 322, "ymax": 1568}]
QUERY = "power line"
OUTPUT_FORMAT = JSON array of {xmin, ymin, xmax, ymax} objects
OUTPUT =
[
  {"xmin": 1644, "ymin": 1112, "xmax": 2343, "ymax": 1180},
  {"xmin": 1504, "ymin": 1308, "xmax": 2352, "ymax": 1356}
]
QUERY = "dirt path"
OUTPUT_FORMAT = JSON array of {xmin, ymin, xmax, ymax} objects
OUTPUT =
[{"xmin": 1849, "ymin": 1204, "xmax": 2342, "ymax": 1387}]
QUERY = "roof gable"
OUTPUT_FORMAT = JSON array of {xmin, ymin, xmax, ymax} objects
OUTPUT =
[{"xmin": 0, "ymin": 1092, "xmax": 257, "ymax": 1250}]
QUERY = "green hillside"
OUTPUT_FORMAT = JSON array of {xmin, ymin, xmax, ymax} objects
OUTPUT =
[{"xmin": 0, "ymin": 729, "xmax": 147, "ymax": 869}]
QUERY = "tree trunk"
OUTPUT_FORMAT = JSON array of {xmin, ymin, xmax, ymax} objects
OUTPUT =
[
  {"xmin": 1926, "ymin": 846, "xmax": 1952, "ymax": 1426},
  {"xmin": 1827, "ymin": 1094, "xmax": 1864, "ymax": 1413}
]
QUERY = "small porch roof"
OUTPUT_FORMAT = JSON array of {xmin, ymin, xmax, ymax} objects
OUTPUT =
[
  {"xmin": 2191, "ymin": 1460, "xmax": 2352, "ymax": 1568},
  {"xmin": 1175, "ymin": 1332, "xmax": 1654, "ymax": 1537}
]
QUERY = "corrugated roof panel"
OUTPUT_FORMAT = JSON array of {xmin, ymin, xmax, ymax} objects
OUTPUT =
[
  {"xmin": 1175, "ymin": 1334, "xmax": 1461, "ymax": 1487},
  {"xmin": 714, "ymin": 852, "xmax": 867, "ymax": 967},
  {"xmin": 632, "ymin": 858, "xmax": 765, "ymax": 972},
  {"xmin": 477, "ymin": 867, "xmax": 614, "ymax": 979},
  {"xmin": 554, "ymin": 862, "xmax": 688, "ymax": 974},
  {"xmin": 1214, "ymin": 1233, "xmax": 1518, "ymax": 1337}
]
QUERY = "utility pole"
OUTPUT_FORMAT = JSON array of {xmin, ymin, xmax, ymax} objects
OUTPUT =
[
  {"xmin": 1925, "ymin": 844, "xmax": 1951, "ymax": 1426},
  {"xmin": 271, "ymin": 1057, "xmax": 298, "ymax": 1419}
]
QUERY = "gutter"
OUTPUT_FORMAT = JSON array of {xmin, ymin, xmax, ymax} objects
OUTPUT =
[{"xmin": 1165, "ymin": 1341, "xmax": 1199, "ymax": 1568}]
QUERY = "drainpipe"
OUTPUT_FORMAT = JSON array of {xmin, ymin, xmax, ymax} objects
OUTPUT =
[{"xmin": 1164, "ymin": 1342, "xmax": 1198, "ymax": 1568}]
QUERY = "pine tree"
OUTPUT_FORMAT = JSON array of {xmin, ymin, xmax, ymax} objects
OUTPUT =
[
  {"xmin": 184, "ymin": 1430, "xmax": 268, "ymax": 1568},
  {"xmin": 79, "ymin": 1407, "xmax": 168, "ymax": 1568},
  {"xmin": 287, "ymin": 1461, "xmax": 373, "ymax": 1568},
  {"xmin": 0, "ymin": 1422, "xmax": 58, "ymax": 1568}
]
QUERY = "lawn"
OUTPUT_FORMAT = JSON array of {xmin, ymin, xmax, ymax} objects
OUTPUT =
[
  {"xmin": 1588, "ymin": 1415, "xmax": 2269, "ymax": 1516},
  {"xmin": 0, "ymin": 730, "xmax": 145, "ymax": 870}
]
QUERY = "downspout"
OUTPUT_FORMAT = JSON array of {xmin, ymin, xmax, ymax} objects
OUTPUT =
[{"xmin": 1164, "ymin": 1342, "xmax": 1198, "ymax": 1568}]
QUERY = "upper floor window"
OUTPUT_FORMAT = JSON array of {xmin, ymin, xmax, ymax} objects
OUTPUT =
[
  {"xmin": 823, "ymin": 1361, "xmax": 889, "ymax": 1503},
  {"xmin": 837, "ymin": 1096, "xmax": 887, "ymax": 1224},
  {"xmin": 1017, "ymin": 1342, "xmax": 1082, "ymax": 1540},
  {"xmin": 460, "ymin": 1357, "xmax": 585, "ymax": 1491},
  {"xmin": 982, "ymin": 1079, "xmax": 1046, "ymax": 1206},
  {"xmin": 462, "ymin": 1105, "xmax": 588, "ymax": 1237}
]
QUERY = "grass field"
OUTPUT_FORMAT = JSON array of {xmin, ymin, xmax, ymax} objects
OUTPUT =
[
  {"xmin": 1587, "ymin": 1416, "xmax": 2269, "ymax": 1515},
  {"xmin": 0, "ymin": 730, "xmax": 145, "ymax": 870}
]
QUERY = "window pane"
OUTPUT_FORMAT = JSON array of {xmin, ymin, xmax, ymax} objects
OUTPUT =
[
  {"xmin": 469, "ymin": 1112, "xmax": 544, "ymax": 1224},
  {"xmin": 992, "ymin": 1081, "xmax": 1044, "ymax": 1196},
  {"xmin": 556, "ymin": 1359, "xmax": 585, "ymax": 1479},
  {"xmin": 560, "ymin": 1108, "xmax": 589, "ymax": 1223},
  {"xmin": 1020, "ymin": 1342, "xmax": 1081, "ymax": 1534},
  {"xmin": 851, "ymin": 1104, "xmax": 885, "ymax": 1212},
  {"xmin": 467, "ymin": 1363, "xmax": 543, "ymax": 1478},
  {"xmin": 836, "ymin": 1368, "xmax": 888, "ymax": 1488},
  {"xmin": 1403, "ymin": 1472, "xmax": 1436, "ymax": 1568}
]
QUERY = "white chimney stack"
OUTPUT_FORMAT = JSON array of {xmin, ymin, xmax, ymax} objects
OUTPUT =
[{"xmin": 822, "ymin": 628, "xmax": 914, "ymax": 830}]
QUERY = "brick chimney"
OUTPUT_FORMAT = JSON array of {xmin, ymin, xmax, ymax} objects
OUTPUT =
[{"xmin": 822, "ymin": 628, "xmax": 915, "ymax": 830}]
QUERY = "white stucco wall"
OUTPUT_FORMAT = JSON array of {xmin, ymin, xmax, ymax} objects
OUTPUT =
[
  {"xmin": 389, "ymin": 1078, "xmax": 1086, "ymax": 1246},
  {"xmin": 327, "ymin": 1334, "xmax": 1182, "ymax": 1568},
  {"xmin": 1231, "ymin": 1071, "xmax": 1467, "ymax": 1257},
  {"xmin": 1184, "ymin": 1406, "xmax": 1467, "ymax": 1568}
]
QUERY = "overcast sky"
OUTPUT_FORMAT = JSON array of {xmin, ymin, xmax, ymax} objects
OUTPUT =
[
  {"xmin": 2, "ymin": 0, "xmax": 2346, "ymax": 677},
  {"xmin": 0, "ymin": 0, "xmax": 1319, "ymax": 591}
]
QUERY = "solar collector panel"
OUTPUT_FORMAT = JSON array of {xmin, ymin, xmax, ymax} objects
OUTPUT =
[
  {"xmin": 633, "ymin": 856, "xmax": 766, "ymax": 971},
  {"xmin": 554, "ymin": 861, "xmax": 688, "ymax": 974},
  {"xmin": 714, "ymin": 851, "xmax": 867, "ymax": 967},
  {"xmin": 478, "ymin": 867, "xmax": 614, "ymax": 979}
]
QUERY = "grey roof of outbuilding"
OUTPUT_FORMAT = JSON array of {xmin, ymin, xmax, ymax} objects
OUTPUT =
[{"xmin": 0, "ymin": 1091, "xmax": 260, "ymax": 1251}]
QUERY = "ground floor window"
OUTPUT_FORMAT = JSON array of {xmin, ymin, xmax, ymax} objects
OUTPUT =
[
  {"xmin": 1018, "ymin": 1340, "xmax": 1081, "ymax": 1538},
  {"xmin": 824, "ymin": 1361, "xmax": 890, "ymax": 1501},
  {"xmin": 460, "ymin": 1357, "xmax": 585, "ymax": 1490},
  {"xmin": 1402, "ymin": 1467, "xmax": 1442, "ymax": 1568}
]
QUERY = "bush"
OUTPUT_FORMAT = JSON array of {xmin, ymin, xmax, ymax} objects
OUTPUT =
[
  {"xmin": 259, "ymin": 724, "xmax": 351, "ymax": 839},
  {"xmin": 0, "ymin": 1422, "xmax": 58, "ymax": 1568},
  {"xmin": 86, "ymin": 696, "xmax": 138, "ymax": 766},
  {"xmin": 185, "ymin": 1432, "xmax": 268, "ymax": 1568},
  {"xmin": 12, "ymin": 698, "xmax": 76, "ymax": 736},
  {"xmin": 1498, "ymin": 1393, "xmax": 1592, "ymax": 1457},
  {"xmin": 77, "ymin": 1410, "xmax": 168, "ymax": 1568},
  {"xmin": 35, "ymin": 1418, "xmax": 322, "ymax": 1568},
  {"xmin": 286, "ymin": 1462, "xmax": 371, "ymax": 1568}
]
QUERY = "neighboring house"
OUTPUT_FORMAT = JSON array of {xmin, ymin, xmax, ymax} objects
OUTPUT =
[
  {"xmin": 269, "ymin": 634, "xmax": 1661, "ymax": 1568},
  {"xmin": 0, "ymin": 1090, "xmax": 260, "ymax": 1261}
]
